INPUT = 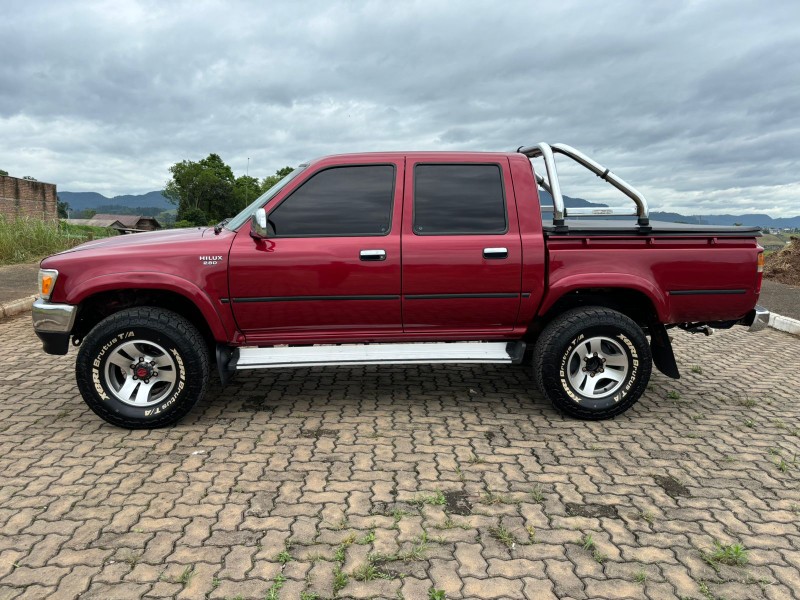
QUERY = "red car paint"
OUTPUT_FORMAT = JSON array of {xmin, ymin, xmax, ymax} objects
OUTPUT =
[{"xmin": 42, "ymin": 151, "xmax": 762, "ymax": 346}]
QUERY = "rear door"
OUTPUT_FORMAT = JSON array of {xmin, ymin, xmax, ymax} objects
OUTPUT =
[
  {"xmin": 228, "ymin": 158, "xmax": 403, "ymax": 341},
  {"xmin": 401, "ymin": 157, "xmax": 522, "ymax": 333}
]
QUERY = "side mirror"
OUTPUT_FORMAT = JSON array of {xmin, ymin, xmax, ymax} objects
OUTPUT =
[{"xmin": 251, "ymin": 208, "xmax": 268, "ymax": 238}]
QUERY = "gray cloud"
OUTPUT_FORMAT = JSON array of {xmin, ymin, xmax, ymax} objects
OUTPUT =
[{"xmin": 1, "ymin": 0, "xmax": 798, "ymax": 216}]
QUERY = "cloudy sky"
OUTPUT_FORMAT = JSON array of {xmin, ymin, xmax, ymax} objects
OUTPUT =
[{"xmin": 1, "ymin": 0, "xmax": 799, "ymax": 216}]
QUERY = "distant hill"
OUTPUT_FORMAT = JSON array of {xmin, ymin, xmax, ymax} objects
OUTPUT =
[
  {"xmin": 58, "ymin": 188, "xmax": 800, "ymax": 228},
  {"xmin": 58, "ymin": 190, "xmax": 172, "ymax": 211},
  {"xmin": 690, "ymin": 213, "xmax": 800, "ymax": 228},
  {"xmin": 538, "ymin": 189, "xmax": 800, "ymax": 228}
]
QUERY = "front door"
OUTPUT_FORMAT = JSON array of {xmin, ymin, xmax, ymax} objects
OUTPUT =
[
  {"xmin": 401, "ymin": 158, "xmax": 522, "ymax": 333},
  {"xmin": 228, "ymin": 159, "xmax": 404, "ymax": 341}
]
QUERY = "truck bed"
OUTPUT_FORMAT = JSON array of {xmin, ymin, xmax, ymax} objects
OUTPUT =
[
  {"xmin": 542, "ymin": 219, "xmax": 762, "ymax": 237},
  {"xmin": 541, "ymin": 220, "xmax": 763, "ymax": 325}
]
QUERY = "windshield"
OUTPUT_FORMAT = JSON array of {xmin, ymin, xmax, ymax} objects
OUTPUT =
[{"xmin": 226, "ymin": 165, "xmax": 307, "ymax": 231}]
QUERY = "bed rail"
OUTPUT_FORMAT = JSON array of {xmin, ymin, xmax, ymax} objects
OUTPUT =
[{"xmin": 517, "ymin": 143, "xmax": 650, "ymax": 230}]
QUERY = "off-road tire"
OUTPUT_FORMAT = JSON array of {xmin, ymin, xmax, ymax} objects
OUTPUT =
[
  {"xmin": 76, "ymin": 307, "xmax": 209, "ymax": 428},
  {"xmin": 533, "ymin": 306, "xmax": 652, "ymax": 420}
]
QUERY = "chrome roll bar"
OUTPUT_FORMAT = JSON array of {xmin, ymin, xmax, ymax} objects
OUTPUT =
[{"xmin": 517, "ymin": 142, "xmax": 650, "ymax": 228}]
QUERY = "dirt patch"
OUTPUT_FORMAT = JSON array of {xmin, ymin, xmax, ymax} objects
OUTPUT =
[
  {"xmin": 300, "ymin": 428, "xmax": 337, "ymax": 439},
  {"xmin": 378, "ymin": 560, "xmax": 428, "ymax": 579},
  {"xmin": 759, "ymin": 279, "xmax": 800, "ymax": 321},
  {"xmin": 0, "ymin": 262, "xmax": 39, "ymax": 304},
  {"xmin": 443, "ymin": 491, "xmax": 472, "ymax": 516},
  {"xmin": 764, "ymin": 237, "xmax": 800, "ymax": 286},
  {"xmin": 241, "ymin": 397, "xmax": 276, "ymax": 412},
  {"xmin": 565, "ymin": 503, "xmax": 618, "ymax": 518},
  {"xmin": 372, "ymin": 501, "xmax": 417, "ymax": 516},
  {"xmin": 654, "ymin": 475, "xmax": 691, "ymax": 498}
]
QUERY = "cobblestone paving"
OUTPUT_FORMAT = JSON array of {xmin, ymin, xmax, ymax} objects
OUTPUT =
[{"xmin": 1, "ymin": 313, "xmax": 799, "ymax": 600}]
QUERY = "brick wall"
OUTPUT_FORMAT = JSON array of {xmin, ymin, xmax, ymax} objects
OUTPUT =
[{"xmin": 0, "ymin": 175, "xmax": 57, "ymax": 221}]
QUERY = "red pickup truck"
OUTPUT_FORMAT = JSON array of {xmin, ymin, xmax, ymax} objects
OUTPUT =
[{"xmin": 32, "ymin": 143, "xmax": 769, "ymax": 428}]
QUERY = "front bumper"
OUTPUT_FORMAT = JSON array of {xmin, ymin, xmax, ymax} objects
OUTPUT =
[
  {"xmin": 32, "ymin": 298, "xmax": 76, "ymax": 355},
  {"xmin": 739, "ymin": 304, "xmax": 770, "ymax": 332}
]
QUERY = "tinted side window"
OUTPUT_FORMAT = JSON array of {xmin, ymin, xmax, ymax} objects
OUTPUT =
[
  {"xmin": 269, "ymin": 165, "xmax": 394, "ymax": 236},
  {"xmin": 413, "ymin": 164, "xmax": 506, "ymax": 235}
]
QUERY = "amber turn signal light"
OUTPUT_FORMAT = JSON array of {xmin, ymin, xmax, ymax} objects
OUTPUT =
[
  {"xmin": 38, "ymin": 269, "xmax": 59, "ymax": 300},
  {"xmin": 757, "ymin": 252, "xmax": 764, "ymax": 273}
]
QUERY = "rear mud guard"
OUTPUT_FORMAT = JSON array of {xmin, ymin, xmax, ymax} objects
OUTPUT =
[
  {"xmin": 649, "ymin": 323, "xmax": 680, "ymax": 379},
  {"xmin": 215, "ymin": 344, "xmax": 237, "ymax": 386}
]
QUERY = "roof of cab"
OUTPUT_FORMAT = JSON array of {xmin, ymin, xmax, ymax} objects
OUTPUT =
[{"xmin": 304, "ymin": 151, "xmax": 524, "ymax": 165}]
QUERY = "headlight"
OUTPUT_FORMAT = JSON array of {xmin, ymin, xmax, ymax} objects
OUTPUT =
[{"xmin": 38, "ymin": 269, "xmax": 59, "ymax": 300}]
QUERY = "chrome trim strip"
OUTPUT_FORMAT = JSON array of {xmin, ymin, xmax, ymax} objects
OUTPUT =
[{"xmin": 31, "ymin": 298, "xmax": 77, "ymax": 333}]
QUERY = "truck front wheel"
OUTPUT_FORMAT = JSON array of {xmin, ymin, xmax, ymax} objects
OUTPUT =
[
  {"xmin": 533, "ymin": 307, "xmax": 652, "ymax": 420},
  {"xmin": 75, "ymin": 307, "xmax": 209, "ymax": 428}
]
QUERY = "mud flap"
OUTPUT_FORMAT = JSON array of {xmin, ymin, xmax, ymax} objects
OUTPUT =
[
  {"xmin": 649, "ymin": 324, "xmax": 680, "ymax": 379},
  {"xmin": 215, "ymin": 344, "xmax": 237, "ymax": 386}
]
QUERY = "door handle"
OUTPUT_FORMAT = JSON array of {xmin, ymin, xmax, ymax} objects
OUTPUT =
[
  {"xmin": 360, "ymin": 249, "xmax": 386, "ymax": 261},
  {"xmin": 483, "ymin": 247, "xmax": 508, "ymax": 259}
]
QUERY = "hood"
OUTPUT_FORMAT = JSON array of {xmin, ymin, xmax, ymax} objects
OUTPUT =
[{"xmin": 56, "ymin": 227, "xmax": 209, "ymax": 254}]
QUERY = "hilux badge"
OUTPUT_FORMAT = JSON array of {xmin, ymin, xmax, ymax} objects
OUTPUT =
[{"xmin": 199, "ymin": 255, "xmax": 223, "ymax": 265}]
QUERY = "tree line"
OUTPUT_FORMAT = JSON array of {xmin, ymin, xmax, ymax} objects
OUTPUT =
[{"xmin": 164, "ymin": 154, "xmax": 293, "ymax": 227}]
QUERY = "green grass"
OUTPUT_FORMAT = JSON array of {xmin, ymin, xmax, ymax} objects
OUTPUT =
[
  {"xmin": 332, "ymin": 567, "xmax": 348, "ymax": 593},
  {"xmin": 703, "ymin": 541, "xmax": 748, "ymax": 567},
  {"xmin": 357, "ymin": 529, "xmax": 376, "ymax": 545},
  {"xmin": 428, "ymin": 589, "xmax": 446, "ymax": 600},
  {"xmin": 176, "ymin": 565, "xmax": 194, "ymax": 585},
  {"xmin": 481, "ymin": 491, "xmax": 515, "ymax": 505},
  {"xmin": 266, "ymin": 574, "xmax": 287, "ymax": 600},
  {"xmin": 412, "ymin": 491, "xmax": 446, "ymax": 506},
  {"xmin": 0, "ymin": 216, "xmax": 116, "ymax": 265},
  {"xmin": 737, "ymin": 396, "xmax": 757, "ymax": 408},
  {"xmin": 637, "ymin": 510, "xmax": 655, "ymax": 524},
  {"xmin": 490, "ymin": 525, "xmax": 517, "ymax": 548},
  {"xmin": 352, "ymin": 562, "xmax": 385, "ymax": 582},
  {"xmin": 529, "ymin": 483, "xmax": 545, "ymax": 503}
]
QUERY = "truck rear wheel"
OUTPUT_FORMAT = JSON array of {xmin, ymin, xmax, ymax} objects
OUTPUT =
[
  {"xmin": 533, "ymin": 306, "xmax": 652, "ymax": 420},
  {"xmin": 75, "ymin": 307, "xmax": 209, "ymax": 428}
]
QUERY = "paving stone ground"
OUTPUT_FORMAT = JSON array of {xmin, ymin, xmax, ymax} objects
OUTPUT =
[{"xmin": 0, "ymin": 313, "xmax": 798, "ymax": 600}]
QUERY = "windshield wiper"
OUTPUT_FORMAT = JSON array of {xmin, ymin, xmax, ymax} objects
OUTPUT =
[{"xmin": 213, "ymin": 218, "xmax": 231, "ymax": 235}]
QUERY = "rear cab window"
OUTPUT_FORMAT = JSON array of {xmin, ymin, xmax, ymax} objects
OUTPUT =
[{"xmin": 413, "ymin": 164, "xmax": 507, "ymax": 235}]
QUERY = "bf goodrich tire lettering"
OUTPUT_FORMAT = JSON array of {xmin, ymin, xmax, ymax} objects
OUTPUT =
[
  {"xmin": 533, "ymin": 306, "xmax": 652, "ymax": 420},
  {"xmin": 76, "ymin": 307, "xmax": 209, "ymax": 428}
]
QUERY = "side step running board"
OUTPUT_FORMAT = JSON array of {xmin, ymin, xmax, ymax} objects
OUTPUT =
[{"xmin": 231, "ymin": 341, "xmax": 526, "ymax": 370}]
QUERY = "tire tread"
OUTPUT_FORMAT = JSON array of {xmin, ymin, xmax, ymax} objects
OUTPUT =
[
  {"xmin": 75, "ymin": 306, "xmax": 209, "ymax": 429},
  {"xmin": 533, "ymin": 306, "xmax": 652, "ymax": 420}
]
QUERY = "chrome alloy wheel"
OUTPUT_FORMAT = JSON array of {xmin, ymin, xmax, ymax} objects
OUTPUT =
[
  {"xmin": 566, "ymin": 336, "xmax": 629, "ymax": 399},
  {"xmin": 103, "ymin": 340, "xmax": 178, "ymax": 407}
]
